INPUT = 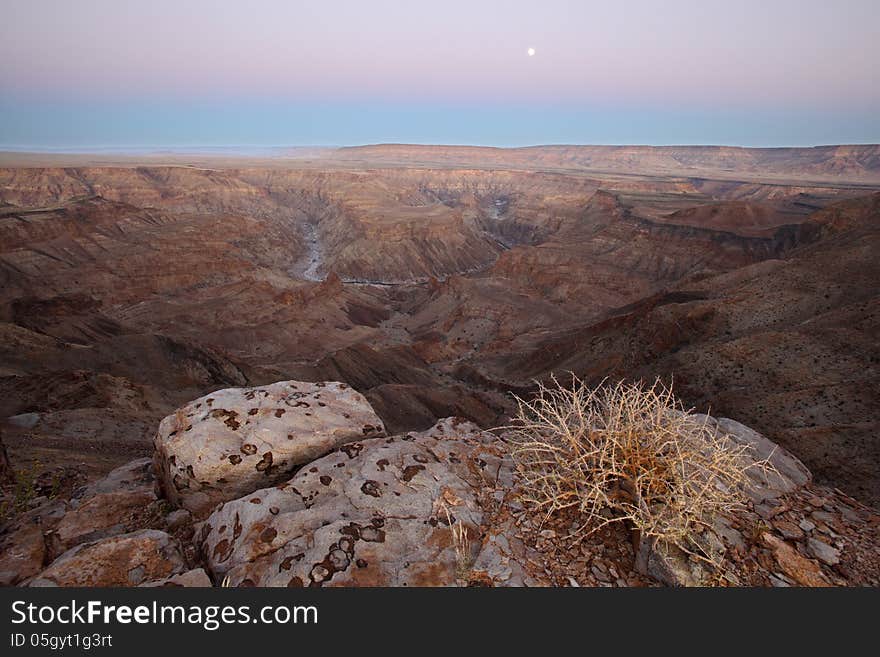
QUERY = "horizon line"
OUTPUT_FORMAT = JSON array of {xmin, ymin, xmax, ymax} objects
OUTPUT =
[{"xmin": 1, "ymin": 141, "xmax": 879, "ymax": 155}]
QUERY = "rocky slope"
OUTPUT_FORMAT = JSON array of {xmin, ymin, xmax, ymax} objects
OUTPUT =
[
  {"xmin": 477, "ymin": 194, "xmax": 880, "ymax": 505},
  {"xmin": 2, "ymin": 381, "xmax": 877, "ymax": 587}
]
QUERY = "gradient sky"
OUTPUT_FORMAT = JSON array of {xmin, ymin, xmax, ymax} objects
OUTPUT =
[{"xmin": 1, "ymin": 0, "xmax": 878, "ymax": 148}]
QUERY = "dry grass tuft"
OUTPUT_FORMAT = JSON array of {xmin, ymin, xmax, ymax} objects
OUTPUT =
[
  {"xmin": 442, "ymin": 502, "xmax": 474, "ymax": 582},
  {"xmin": 505, "ymin": 376, "xmax": 770, "ymax": 563}
]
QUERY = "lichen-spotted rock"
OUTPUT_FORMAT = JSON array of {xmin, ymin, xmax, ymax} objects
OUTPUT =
[
  {"xmin": 198, "ymin": 417, "xmax": 514, "ymax": 587},
  {"xmin": 153, "ymin": 381, "xmax": 385, "ymax": 515}
]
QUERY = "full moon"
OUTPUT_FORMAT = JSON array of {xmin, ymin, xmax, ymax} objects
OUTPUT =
[{"xmin": 527, "ymin": 47, "xmax": 536, "ymax": 56}]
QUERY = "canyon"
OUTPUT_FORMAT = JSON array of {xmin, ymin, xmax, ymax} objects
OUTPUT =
[{"xmin": 0, "ymin": 144, "xmax": 879, "ymax": 586}]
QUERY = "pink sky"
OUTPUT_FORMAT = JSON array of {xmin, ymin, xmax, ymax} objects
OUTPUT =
[
  {"xmin": 1, "ymin": 1, "xmax": 878, "ymax": 147},
  {"xmin": 3, "ymin": 0, "xmax": 878, "ymax": 108}
]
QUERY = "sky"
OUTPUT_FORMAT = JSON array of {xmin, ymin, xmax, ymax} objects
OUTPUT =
[{"xmin": 1, "ymin": 0, "xmax": 878, "ymax": 148}]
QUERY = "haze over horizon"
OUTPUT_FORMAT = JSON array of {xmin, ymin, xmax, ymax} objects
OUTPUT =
[{"xmin": 2, "ymin": 0, "xmax": 879, "ymax": 148}]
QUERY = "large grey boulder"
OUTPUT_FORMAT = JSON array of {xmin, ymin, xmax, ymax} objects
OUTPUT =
[
  {"xmin": 153, "ymin": 381, "xmax": 385, "ymax": 516},
  {"xmin": 198, "ymin": 417, "xmax": 513, "ymax": 587}
]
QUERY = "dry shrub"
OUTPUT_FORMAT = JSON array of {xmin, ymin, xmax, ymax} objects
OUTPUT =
[{"xmin": 506, "ymin": 376, "xmax": 768, "ymax": 562}]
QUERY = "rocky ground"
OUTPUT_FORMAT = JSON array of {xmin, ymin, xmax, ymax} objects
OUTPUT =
[{"xmin": 2, "ymin": 380, "xmax": 877, "ymax": 587}]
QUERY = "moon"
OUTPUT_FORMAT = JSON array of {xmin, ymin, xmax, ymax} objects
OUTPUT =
[{"xmin": 527, "ymin": 47, "xmax": 536, "ymax": 57}]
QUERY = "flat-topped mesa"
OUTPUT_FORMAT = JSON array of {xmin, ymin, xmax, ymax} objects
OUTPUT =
[{"xmin": 152, "ymin": 380, "xmax": 386, "ymax": 516}]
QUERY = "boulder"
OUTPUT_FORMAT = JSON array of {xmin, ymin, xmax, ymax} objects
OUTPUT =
[
  {"xmin": 50, "ymin": 458, "xmax": 158, "ymax": 555},
  {"xmin": 0, "ymin": 524, "xmax": 46, "ymax": 586},
  {"xmin": 140, "ymin": 568, "xmax": 213, "ymax": 587},
  {"xmin": 154, "ymin": 381, "xmax": 386, "ymax": 516},
  {"xmin": 198, "ymin": 417, "xmax": 512, "ymax": 587},
  {"xmin": 164, "ymin": 509, "xmax": 192, "ymax": 532},
  {"xmin": 715, "ymin": 417, "xmax": 811, "ymax": 502},
  {"xmin": 635, "ymin": 416, "xmax": 813, "ymax": 586},
  {"xmin": 31, "ymin": 529, "xmax": 186, "ymax": 587},
  {"xmin": 0, "ymin": 459, "xmax": 157, "ymax": 586},
  {"xmin": 0, "ymin": 500, "xmax": 67, "ymax": 586},
  {"xmin": 74, "ymin": 457, "xmax": 156, "ymax": 498},
  {"xmin": 806, "ymin": 536, "xmax": 840, "ymax": 566},
  {"xmin": 51, "ymin": 489, "xmax": 157, "ymax": 557},
  {"xmin": 762, "ymin": 533, "xmax": 830, "ymax": 587},
  {"xmin": 638, "ymin": 540, "xmax": 709, "ymax": 587}
]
